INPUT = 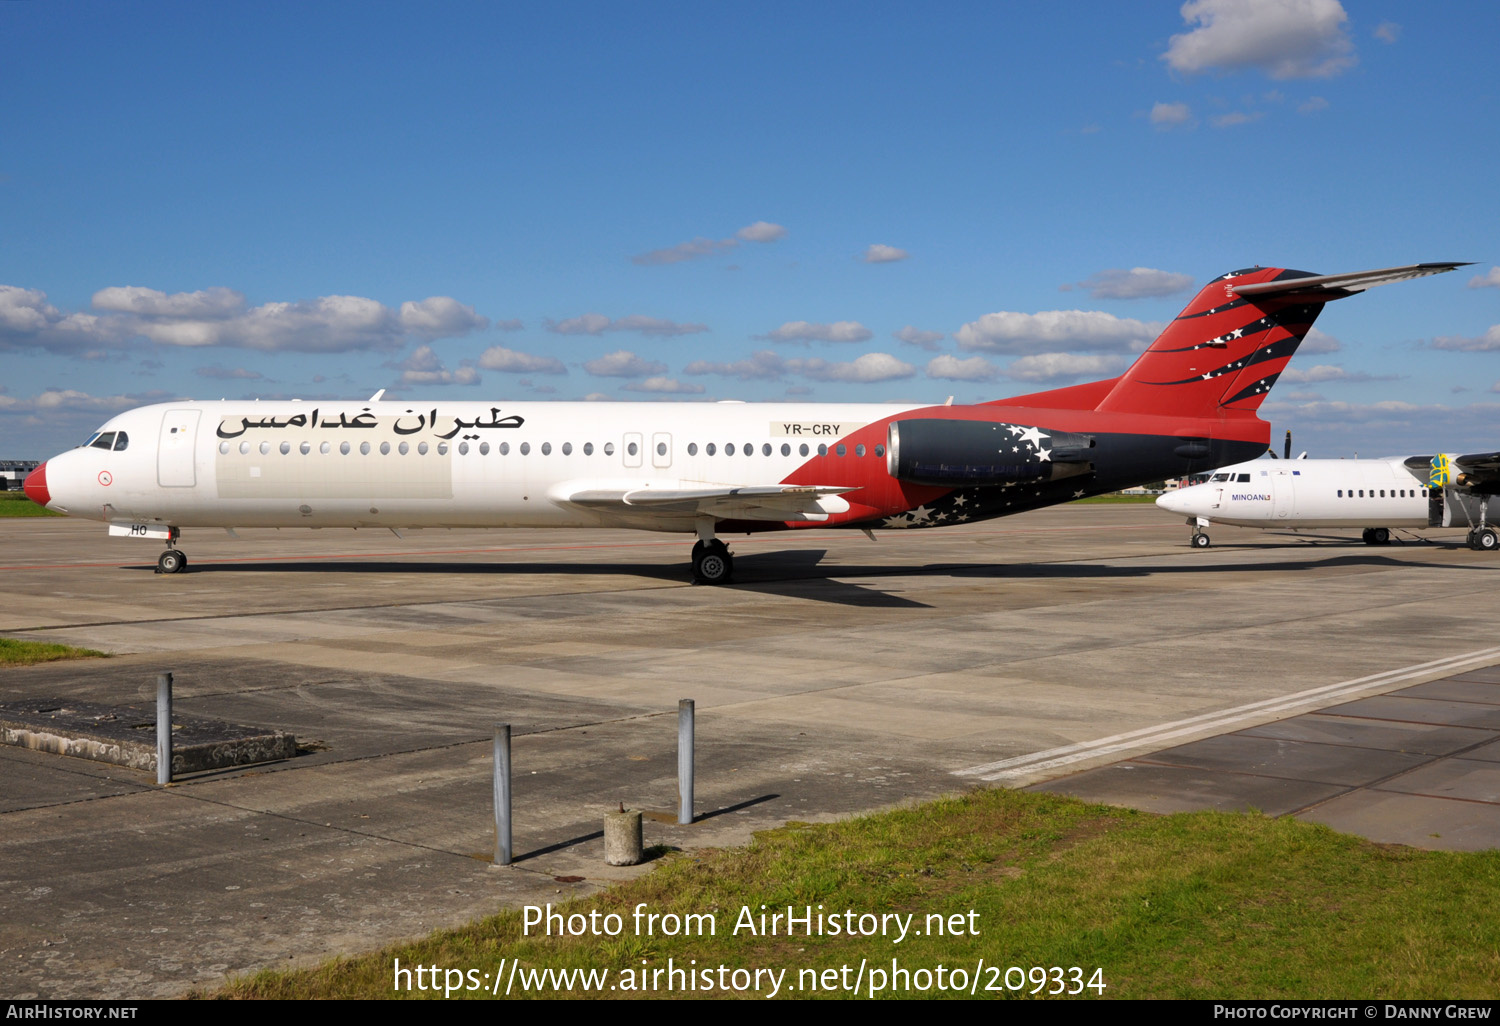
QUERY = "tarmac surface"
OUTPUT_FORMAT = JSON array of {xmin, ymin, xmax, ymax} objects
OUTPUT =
[{"xmin": 2, "ymin": 506, "xmax": 1498, "ymax": 998}]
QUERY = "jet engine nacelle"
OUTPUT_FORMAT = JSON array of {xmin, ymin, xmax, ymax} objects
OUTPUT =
[{"xmin": 886, "ymin": 418, "xmax": 1095, "ymax": 487}]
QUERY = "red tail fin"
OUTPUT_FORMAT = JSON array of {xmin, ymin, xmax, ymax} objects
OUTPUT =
[
  {"xmin": 1095, "ymin": 262, "xmax": 1466, "ymax": 417},
  {"xmin": 1095, "ymin": 266, "xmax": 1326, "ymax": 417}
]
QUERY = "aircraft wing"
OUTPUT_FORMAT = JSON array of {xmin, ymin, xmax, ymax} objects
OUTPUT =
[
  {"xmin": 1230, "ymin": 262, "xmax": 1468, "ymax": 299},
  {"xmin": 558, "ymin": 483, "xmax": 855, "ymax": 521}
]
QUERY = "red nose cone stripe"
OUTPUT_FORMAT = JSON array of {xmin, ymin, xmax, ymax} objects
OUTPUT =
[{"xmin": 23, "ymin": 462, "xmax": 50, "ymax": 507}]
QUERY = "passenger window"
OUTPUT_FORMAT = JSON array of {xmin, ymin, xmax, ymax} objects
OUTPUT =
[
  {"xmin": 584, "ymin": 442, "xmax": 594, "ymax": 456},
  {"xmin": 479, "ymin": 441, "xmax": 490, "ymax": 455},
  {"xmin": 781, "ymin": 443, "xmax": 790, "ymax": 456},
  {"xmin": 604, "ymin": 442, "xmax": 614, "ymax": 456},
  {"xmin": 707, "ymin": 443, "xmax": 716, "ymax": 456},
  {"xmin": 855, "ymin": 444, "xmax": 866, "ymax": 457},
  {"xmin": 301, "ymin": 441, "xmax": 312, "ymax": 455},
  {"xmin": 260, "ymin": 441, "xmax": 272, "ymax": 455},
  {"xmin": 627, "ymin": 442, "xmax": 638, "ymax": 456},
  {"xmin": 520, "ymin": 442, "xmax": 531, "ymax": 455},
  {"xmin": 875, "ymin": 445, "xmax": 885, "ymax": 458},
  {"xmin": 437, "ymin": 442, "xmax": 449, "ymax": 455},
  {"xmin": 459, "ymin": 442, "xmax": 469, "ymax": 455},
  {"xmin": 241, "ymin": 441, "xmax": 252, "ymax": 455},
  {"xmin": 541, "ymin": 442, "xmax": 551, "ymax": 455},
  {"xmin": 818, "ymin": 444, "xmax": 828, "ymax": 456},
  {"xmin": 340, "ymin": 441, "xmax": 351, "ymax": 455},
  {"xmin": 688, "ymin": 443, "xmax": 698, "ymax": 456},
  {"xmin": 762, "ymin": 443, "xmax": 771, "ymax": 456},
  {"xmin": 660, "ymin": 442, "xmax": 669, "ymax": 457},
  {"xmin": 1337, "ymin": 490, "xmax": 1343, "ymax": 497},
  {"xmin": 836, "ymin": 444, "xmax": 847, "ymax": 456},
  {"xmin": 725, "ymin": 443, "xmax": 735, "ymax": 456},
  {"xmin": 381, "ymin": 441, "xmax": 392, "ymax": 455},
  {"xmin": 499, "ymin": 442, "xmax": 510, "ymax": 455},
  {"xmin": 562, "ymin": 442, "xmax": 572, "ymax": 455},
  {"xmin": 321, "ymin": 441, "xmax": 331, "ymax": 454},
  {"xmin": 280, "ymin": 442, "xmax": 291, "ymax": 455},
  {"xmin": 398, "ymin": 441, "xmax": 409, "ymax": 455},
  {"xmin": 418, "ymin": 442, "xmax": 429, "ymax": 455},
  {"xmin": 360, "ymin": 441, "xmax": 371, "ymax": 455},
  {"xmin": 744, "ymin": 442, "xmax": 752, "ymax": 456},
  {"xmin": 219, "ymin": 441, "xmax": 230, "ymax": 454},
  {"xmin": 800, "ymin": 443, "xmax": 810, "ymax": 457}
]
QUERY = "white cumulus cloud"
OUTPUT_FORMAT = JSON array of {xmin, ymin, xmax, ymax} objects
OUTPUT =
[
  {"xmin": 584, "ymin": 350, "xmax": 669, "ymax": 377},
  {"xmin": 1431, "ymin": 326, "xmax": 1500, "ymax": 352},
  {"xmin": 788, "ymin": 353, "xmax": 915, "ymax": 383},
  {"xmin": 736, "ymin": 221, "xmax": 787, "ymax": 243},
  {"xmin": 1073, "ymin": 267, "xmax": 1195, "ymax": 299},
  {"xmin": 476, "ymin": 346, "xmax": 567, "ymax": 374},
  {"xmin": 1162, "ymin": 0, "xmax": 1356, "ymax": 80},
  {"xmin": 1151, "ymin": 102, "xmax": 1194, "ymax": 129},
  {"xmin": 398, "ymin": 296, "xmax": 489, "ymax": 338},
  {"xmin": 1004, "ymin": 353, "xmax": 1130, "ymax": 382},
  {"xmin": 761, "ymin": 320, "xmax": 873, "ymax": 344},
  {"xmin": 956, "ymin": 310, "xmax": 1163, "ymax": 354},
  {"xmin": 1467, "ymin": 267, "xmax": 1500, "ymax": 290},
  {"xmin": 926, "ymin": 355, "xmax": 998, "ymax": 382},
  {"xmin": 546, "ymin": 313, "xmax": 708, "ymax": 337},
  {"xmin": 620, "ymin": 377, "xmax": 706, "ymax": 395},
  {"xmin": 894, "ymin": 326, "xmax": 946, "ymax": 350},
  {"xmin": 862, "ymin": 244, "xmax": 909, "ymax": 264},
  {"xmin": 684, "ymin": 350, "xmax": 788, "ymax": 381}
]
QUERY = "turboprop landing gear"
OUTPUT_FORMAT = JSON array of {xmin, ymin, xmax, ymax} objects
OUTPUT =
[
  {"xmin": 1362, "ymin": 527, "xmax": 1391, "ymax": 546},
  {"xmin": 1187, "ymin": 517, "xmax": 1210, "ymax": 549},
  {"xmin": 691, "ymin": 538, "xmax": 733, "ymax": 585},
  {"xmin": 155, "ymin": 527, "xmax": 187, "ymax": 574},
  {"xmin": 1470, "ymin": 527, "xmax": 1498, "ymax": 552}
]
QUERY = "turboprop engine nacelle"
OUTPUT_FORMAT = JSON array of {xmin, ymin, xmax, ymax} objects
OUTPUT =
[{"xmin": 886, "ymin": 418, "xmax": 1095, "ymax": 488}]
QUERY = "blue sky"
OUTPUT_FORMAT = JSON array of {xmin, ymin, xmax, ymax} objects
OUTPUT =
[{"xmin": 3, "ymin": 1, "xmax": 1497, "ymax": 458}]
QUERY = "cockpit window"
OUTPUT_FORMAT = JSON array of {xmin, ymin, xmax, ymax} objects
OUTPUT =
[
  {"xmin": 1210, "ymin": 472, "xmax": 1230, "ymax": 482},
  {"xmin": 113, "ymin": 432, "xmax": 129, "ymax": 451},
  {"xmin": 1236, "ymin": 473, "xmax": 1250, "ymax": 482},
  {"xmin": 89, "ymin": 432, "xmax": 117, "ymax": 450}
]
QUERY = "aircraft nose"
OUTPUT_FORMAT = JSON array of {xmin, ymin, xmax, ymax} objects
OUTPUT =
[
  {"xmin": 1155, "ymin": 490, "xmax": 1187, "ymax": 514},
  {"xmin": 22, "ymin": 462, "xmax": 50, "ymax": 507}
]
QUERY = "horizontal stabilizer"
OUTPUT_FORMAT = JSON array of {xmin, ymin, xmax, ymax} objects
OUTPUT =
[{"xmin": 1231, "ymin": 262, "xmax": 1469, "ymax": 299}]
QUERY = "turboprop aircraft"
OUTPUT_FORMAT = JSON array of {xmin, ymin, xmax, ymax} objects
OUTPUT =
[
  {"xmin": 24, "ymin": 262, "xmax": 1463, "ymax": 584},
  {"xmin": 1157, "ymin": 449, "xmax": 1500, "ymax": 551}
]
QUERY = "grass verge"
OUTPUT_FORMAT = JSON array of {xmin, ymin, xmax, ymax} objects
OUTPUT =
[
  {"xmin": 1070, "ymin": 494, "xmax": 1162, "ymax": 504},
  {"xmin": 0, "ymin": 638, "xmax": 108, "ymax": 664},
  {"xmin": 0, "ymin": 490, "xmax": 63, "ymax": 517},
  {"xmin": 208, "ymin": 789, "xmax": 1500, "ymax": 1000}
]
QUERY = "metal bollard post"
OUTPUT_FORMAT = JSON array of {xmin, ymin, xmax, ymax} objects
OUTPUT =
[
  {"xmin": 677, "ymin": 699, "xmax": 694, "ymax": 825},
  {"xmin": 494, "ymin": 724, "xmax": 512, "ymax": 866},
  {"xmin": 156, "ymin": 672, "xmax": 173, "ymax": 785}
]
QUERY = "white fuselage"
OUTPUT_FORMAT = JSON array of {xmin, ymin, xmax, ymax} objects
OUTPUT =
[
  {"xmin": 1156, "ymin": 455, "xmax": 1431, "ymax": 528},
  {"xmin": 37, "ymin": 398, "xmax": 921, "ymax": 533}
]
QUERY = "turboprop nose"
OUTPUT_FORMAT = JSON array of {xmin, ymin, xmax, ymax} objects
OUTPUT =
[
  {"xmin": 1155, "ymin": 490, "xmax": 1188, "ymax": 515},
  {"xmin": 23, "ymin": 462, "xmax": 50, "ymax": 507}
]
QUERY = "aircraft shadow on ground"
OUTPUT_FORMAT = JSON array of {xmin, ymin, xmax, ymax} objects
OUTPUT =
[
  {"xmin": 121, "ymin": 548, "xmax": 936, "ymax": 608},
  {"xmin": 119, "ymin": 547, "xmax": 1486, "ymax": 598}
]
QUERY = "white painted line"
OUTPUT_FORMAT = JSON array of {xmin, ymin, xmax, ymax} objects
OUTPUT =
[{"xmin": 957, "ymin": 645, "xmax": 1500, "ymax": 783}]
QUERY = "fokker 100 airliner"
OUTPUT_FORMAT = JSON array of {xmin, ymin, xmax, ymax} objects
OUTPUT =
[{"xmin": 24, "ymin": 262, "xmax": 1462, "ymax": 583}]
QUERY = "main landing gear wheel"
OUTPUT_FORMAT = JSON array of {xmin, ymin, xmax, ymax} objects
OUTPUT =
[
  {"xmin": 156, "ymin": 549, "xmax": 187, "ymax": 574},
  {"xmin": 1362, "ymin": 527, "xmax": 1391, "ymax": 546},
  {"xmin": 691, "ymin": 539, "xmax": 733, "ymax": 585},
  {"xmin": 1471, "ymin": 528, "xmax": 1499, "ymax": 552},
  {"xmin": 1191, "ymin": 532, "xmax": 1211, "ymax": 549}
]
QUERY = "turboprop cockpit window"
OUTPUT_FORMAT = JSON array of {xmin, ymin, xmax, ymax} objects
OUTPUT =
[
  {"xmin": 89, "ymin": 432, "xmax": 117, "ymax": 451},
  {"xmin": 1210, "ymin": 473, "xmax": 1230, "ymax": 482}
]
